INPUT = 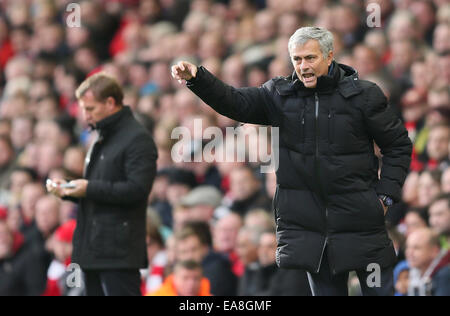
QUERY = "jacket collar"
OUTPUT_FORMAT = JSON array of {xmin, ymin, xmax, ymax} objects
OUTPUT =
[
  {"xmin": 275, "ymin": 61, "xmax": 363, "ymax": 98},
  {"xmin": 95, "ymin": 106, "xmax": 131, "ymax": 137}
]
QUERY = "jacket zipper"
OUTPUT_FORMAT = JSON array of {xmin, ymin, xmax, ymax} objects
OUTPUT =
[
  {"xmin": 317, "ymin": 220, "xmax": 328, "ymax": 272},
  {"xmin": 316, "ymin": 207, "xmax": 329, "ymax": 273},
  {"xmin": 314, "ymin": 92, "xmax": 330, "ymax": 274},
  {"xmin": 315, "ymin": 93, "xmax": 319, "ymax": 157}
]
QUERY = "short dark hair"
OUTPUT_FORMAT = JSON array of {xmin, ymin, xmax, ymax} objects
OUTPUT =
[
  {"xmin": 406, "ymin": 207, "xmax": 429, "ymax": 224},
  {"xmin": 420, "ymin": 168, "xmax": 442, "ymax": 185},
  {"xmin": 75, "ymin": 72, "xmax": 124, "ymax": 106},
  {"xmin": 12, "ymin": 167, "xmax": 38, "ymax": 182},
  {"xmin": 174, "ymin": 260, "xmax": 203, "ymax": 273},
  {"xmin": 146, "ymin": 217, "xmax": 164, "ymax": 248},
  {"xmin": 430, "ymin": 193, "xmax": 450, "ymax": 210},
  {"xmin": 176, "ymin": 221, "xmax": 212, "ymax": 248},
  {"xmin": 429, "ymin": 122, "xmax": 450, "ymax": 133},
  {"xmin": 0, "ymin": 135, "xmax": 13, "ymax": 151}
]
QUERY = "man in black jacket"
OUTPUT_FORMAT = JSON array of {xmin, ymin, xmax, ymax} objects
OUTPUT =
[
  {"xmin": 47, "ymin": 73, "xmax": 158, "ymax": 296},
  {"xmin": 172, "ymin": 27, "xmax": 412, "ymax": 296}
]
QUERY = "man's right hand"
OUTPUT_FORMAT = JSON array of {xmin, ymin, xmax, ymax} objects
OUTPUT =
[
  {"xmin": 171, "ymin": 61, "xmax": 198, "ymax": 84},
  {"xmin": 46, "ymin": 179, "xmax": 67, "ymax": 199}
]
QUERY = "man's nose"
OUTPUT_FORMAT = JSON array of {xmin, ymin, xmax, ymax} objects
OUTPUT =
[{"xmin": 300, "ymin": 60, "xmax": 309, "ymax": 71}]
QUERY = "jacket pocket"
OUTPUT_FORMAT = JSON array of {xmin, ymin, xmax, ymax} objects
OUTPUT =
[
  {"xmin": 90, "ymin": 219, "xmax": 131, "ymax": 259},
  {"xmin": 372, "ymin": 190, "xmax": 386, "ymax": 219},
  {"xmin": 115, "ymin": 221, "xmax": 131, "ymax": 257},
  {"xmin": 282, "ymin": 110, "xmax": 306, "ymax": 150}
]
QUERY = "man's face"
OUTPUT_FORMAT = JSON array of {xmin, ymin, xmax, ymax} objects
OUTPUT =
[
  {"xmin": 236, "ymin": 230, "xmax": 258, "ymax": 266},
  {"xmin": 290, "ymin": 39, "xmax": 333, "ymax": 88},
  {"xmin": 78, "ymin": 90, "xmax": 114, "ymax": 128},
  {"xmin": 405, "ymin": 232, "xmax": 439, "ymax": 271},
  {"xmin": 214, "ymin": 215, "xmax": 242, "ymax": 253},
  {"xmin": 0, "ymin": 140, "xmax": 13, "ymax": 167},
  {"xmin": 230, "ymin": 169, "xmax": 259, "ymax": 201},
  {"xmin": 442, "ymin": 169, "xmax": 450, "ymax": 193},
  {"xmin": 176, "ymin": 235, "xmax": 208, "ymax": 263},
  {"xmin": 35, "ymin": 198, "xmax": 60, "ymax": 236},
  {"xmin": 0, "ymin": 222, "xmax": 13, "ymax": 259},
  {"xmin": 20, "ymin": 184, "xmax": 45, "ymax": 221},
  {"xmin": 405, "ymin": 212, "xmax": 427, "ymax": 237},
  {"xmin": 427, "ymin": 127, "xmax": 450, "ymax": 161},
  {"xmin": 258, "ymin": 233, "xmax": 277, "ymax": 266},
  {"xmin": 429, "ymin": 199, "xmax": 450, "ymax": 235},
  {"xmin": 173, "ymin": 267, "xmax": 203, "ymax": 296},
  {"xmin": 418, "ymin": 172, "xmax": 441, "ymax": 207},
  {"xmin": 189, "ymin": 205, "xmax": 214, "ymax": 222},
  {"xmin": 10, "ymin": 171, "xmax": 32, "ymax": 194},
  {"xmin": 395, "ymin": 270, "xmax": 409, "ymax": 295}
]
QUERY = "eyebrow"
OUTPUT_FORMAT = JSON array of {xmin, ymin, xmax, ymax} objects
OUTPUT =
[{"xmin": 292, "ymin": 54, "xmax": 316, "ymax": 59}]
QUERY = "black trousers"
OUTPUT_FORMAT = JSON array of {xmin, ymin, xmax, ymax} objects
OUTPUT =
[
  {"xmin": 307, "ymin": 248, "xmax": 394, "ymax": 296},
  {"xmin": 83, "ymin": 269, "xmax": 141, "ymax": 296}
]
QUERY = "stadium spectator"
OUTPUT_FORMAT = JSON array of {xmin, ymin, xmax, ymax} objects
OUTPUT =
[
  {"xmin": 179, "ymin": 185, "xmax": 224, "ymax": 223},
  {"xmin": 141, "ymin": 212, "xmax": 168, "ymax": 295},
  {"xmin": 406, "ymin": 228, "xmax": 450, "ymax": 296},
  {"xmin": 236, "ymin": 226, "xmax": 262, "ymax": 296},
  {"xmin": 393, "ymin": 260, "xmax": 409, "ymax": 296},
  {"xmin": 404, "ymin": 208, "xmax": 429, "ymax": 237},
  {"xmin": 0, "ymin": 136, "xmax": 15, "ymax": 190},
  {"xmin": 227, "ymin": 165, "xmax": 272, "ymax": 216},
  {"xmin": 42, "ymin": 219, "xmax": 79, "ymax": 296},
  {"xmin": 148, "ymin": 260, "xmax": 211, "ymax": 296},
  {"xmin": 213, "ymin": 212, "xmax": 244, "ymax": 277},
  {"xmin": 428, "ymin": 193, "xmax": 450, "ymax": 250},
  {"xmin": 417, "ymin": 169, "xmax": 442, "ymax": 208},
  {"xmin": 0, "ymin": 220, "xmax": 47, "ymax": 296},
  {"xmin": 175, "ymin": 221, "xmax": 237, "ymax": 296}
]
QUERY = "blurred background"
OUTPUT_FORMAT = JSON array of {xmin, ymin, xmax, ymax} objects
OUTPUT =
[{"xmin": 0, "ymin": 0, "xmax": 449, "ymax": 296}]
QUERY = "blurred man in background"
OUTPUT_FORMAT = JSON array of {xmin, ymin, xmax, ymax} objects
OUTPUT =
[{"xmin": 47, "ymin": 73, "xmax": 158, "ymax": 296}]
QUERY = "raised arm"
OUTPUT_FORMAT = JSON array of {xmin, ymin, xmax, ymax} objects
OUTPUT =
[{"xmin": 171, "ymin": 61, "xmax": 279, "ymax": 126}]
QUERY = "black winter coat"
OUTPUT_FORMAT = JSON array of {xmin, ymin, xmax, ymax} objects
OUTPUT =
[
  {"xmin": 187, "ymin": 62, "xmax": 412, "ymax": 275},
  {"xmin": 202, "ymin": 251, "xmax": 237, "ymax": 296},
  {"xmin": 71, "ymin": 106, "xmax": 158, "ymax": 270}
]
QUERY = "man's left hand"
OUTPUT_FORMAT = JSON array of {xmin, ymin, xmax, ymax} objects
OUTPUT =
[
  {"xmin": 63, "ymin": 180, "xmax": 89, "ymax": 198},
  {"xmin": 379, "ymin": 199, "xmax": 388, "ymax": 216}
]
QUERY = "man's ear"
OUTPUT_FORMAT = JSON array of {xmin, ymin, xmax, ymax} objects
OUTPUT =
[
  {"xmin": 106, "ymin": 97, "xmax": 116, "ymax": 109},
  {"xmin": 327, "ymin": 51, "xmax": 334, "ymax": 66}
]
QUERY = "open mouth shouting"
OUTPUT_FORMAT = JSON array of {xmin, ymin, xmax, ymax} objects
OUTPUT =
[{"xmin": 302, "ymin": 73, "xmax": 316, "ymax": 83}]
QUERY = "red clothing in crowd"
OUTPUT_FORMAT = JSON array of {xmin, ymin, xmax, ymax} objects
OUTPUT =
[{"xmin": 0, "ymin": 39, "xmax": 14, "ymax": 70}]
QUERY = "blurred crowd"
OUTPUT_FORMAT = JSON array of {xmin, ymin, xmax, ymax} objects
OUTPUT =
[{"xmin": 0, "ymin": 0, "xmax": 449, "ymax": 296}]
